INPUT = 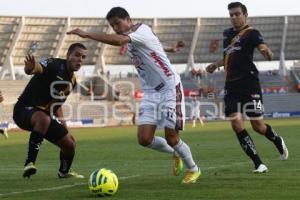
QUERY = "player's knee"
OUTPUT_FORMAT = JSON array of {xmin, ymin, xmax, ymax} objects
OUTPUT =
[
  {"xmin": 137, "ymin": 132, "xmax": 153, "ymax": 146},
  {"xmin": 137, "ymin": 130, "xmax": 153, "ymax": 146},
  {"xmin": 165, "ymin": 129, "xmax": 180, "ymax": 146},
  {"xmin": 63, "ymin": 140, "xmax": 76, "ymax": 153},
  {"xmin": 44, "ymin": 120, "xmax": 68, "ymax": 143},
  {"xmin": 166, "ymin": 138, "xmax": 177, "ymax": 147},
  {"xmin": 138, "ymin": 136, "xmax": 152, "ymax": 146},
  {"xmin": 59, "ymin": 135, "xmax": 76, "ymax": 154},
  {"xmin": 32, "ymin": 112, "xmax": 51, "ymax": 133},
  {"xmin": 69, "ymin": 136, "xmax": 76, "ymax": 149},
  {"xmin": 70, "ymin": 135, "xmax": 75, "ymax": 142},
  {"xmin": 231, "ymin": 123, "xmax": 244, "ymax": 133}
]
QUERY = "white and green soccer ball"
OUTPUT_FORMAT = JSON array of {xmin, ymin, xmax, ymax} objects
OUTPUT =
[{"xmin": 88, "ymin": 168, "xmax": 119, "ymax": 196}]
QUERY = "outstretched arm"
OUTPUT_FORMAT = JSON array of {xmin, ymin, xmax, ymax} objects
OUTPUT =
[
  {"xmin": 67, "ymin": 28, "xmax": 130, "ymax": 46},
  {"xmin": 257, "ymin": 44, "xmax": 273, "ymax": 61},
  {"xmin": 24, "ymin": 54, "xmax": 43, "ymax": 75},
  {"xmin": 206, "ymin": 59, "xmax": 224, "ymax": 74}
]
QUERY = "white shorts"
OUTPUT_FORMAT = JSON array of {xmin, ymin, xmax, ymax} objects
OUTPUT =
[
  {"xmin": 138, "ymin": 83, "xmax": 185, "ymax": 130},
  {"xmin": 191, "ymin": 110, "xmax": 200, "ymax": 119}
]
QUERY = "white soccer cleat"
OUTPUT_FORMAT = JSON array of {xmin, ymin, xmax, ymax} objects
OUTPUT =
[
  {"xmin": 252, "ymin": 164, "xmax": 268, "ymax": 173},
  {"xmin": 58, "ymin": 171, "xmax": 85, "ymax": 179},
  {"xmin": 279, "ymin": 137, "xmax": 288, "ymax": 160}
]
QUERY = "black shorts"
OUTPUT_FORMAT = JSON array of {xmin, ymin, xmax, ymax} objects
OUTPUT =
[
  {"xmin": 13, "ymin": 101, "xmax": 68, "ymax": 143},
  {"xmin": 224, "ymin": 80, "xmax": 264, "ymax": 118}
]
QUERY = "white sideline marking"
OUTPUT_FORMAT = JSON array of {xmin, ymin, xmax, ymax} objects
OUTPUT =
[{"xmin": 0, "ymin": 175, "xmax": 140, "ymax": 197}]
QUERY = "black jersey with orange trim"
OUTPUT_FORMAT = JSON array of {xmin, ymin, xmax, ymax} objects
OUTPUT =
[
  {"xmin": 18, "ymin": 58, "xmax": 76, "ymax": 112},
  {"xmin": 223, "ymin": 25, "xmax": 264, "ymax": 84}
]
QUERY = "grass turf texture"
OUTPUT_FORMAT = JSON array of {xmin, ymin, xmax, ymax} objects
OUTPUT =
[{"xmin": 0, "ymin": 118, "xmax": 299, "ymax": 199}]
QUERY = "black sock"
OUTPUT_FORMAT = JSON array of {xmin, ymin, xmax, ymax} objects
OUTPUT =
[
  {"xmin": 25, "ymin": 131, "xmax": 44, "ymax": 166},
  {"xmin": 236, "ymin": 129, "xmax": 262, "ymax": 169},
  {"xmin": 265, "ymin": 124, "xmax": 283, "ymax": 154},
  {"xmin": 59, "ymin": 151, "xmax": 74, "ymax": 174},
  {"xmin": 0, "ymin": 129, "xmax": 3, "ymax": 134}
]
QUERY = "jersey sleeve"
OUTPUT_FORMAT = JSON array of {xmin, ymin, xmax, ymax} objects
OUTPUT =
[
  {"xmin": 249, "ymin": 29, "xmax": 265, "ymax": 47},
  {"xmin": 128, "ymin": 24, "xmax": 153, "ymax": 46},
  {"xmin": 39, "ymin": 58, "xmax": 58, "ymax": 75}
]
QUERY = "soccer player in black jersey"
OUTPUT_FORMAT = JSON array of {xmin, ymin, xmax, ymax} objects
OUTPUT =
[
  {"xmin": 13, "ymin": 43, "xmax": 87, "ymax": 178},
  {"xmin": 206, "ymin": 2, "xmax": 288, "ymax": 173}
]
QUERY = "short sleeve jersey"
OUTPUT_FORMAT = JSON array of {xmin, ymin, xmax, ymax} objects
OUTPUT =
[
  {"xmin": 18, "ymin": 58, "xmax": 76, "ymax": 112},
  {"xmin": 223, "ymin": 25, "xmax": 264, "ymax": 82},
  {"xmin": 127, "ymin": 24, "xmax": 180, "ymax": 91}
]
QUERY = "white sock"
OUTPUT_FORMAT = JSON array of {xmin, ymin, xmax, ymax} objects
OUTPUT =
[
  {"xmin": 192, "ymin": 120, "xmax": 196, "ymax": 127},
  {"xmin": 173, "ymin": 139, "xmax": 199, "ymax": 172},
  {"xmin": 147, "ymin": 136, "xmax": 175, "ymax": 154}
]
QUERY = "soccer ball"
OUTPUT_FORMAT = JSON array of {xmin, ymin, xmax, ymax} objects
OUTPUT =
[{"xmin": 88, "ymin": 168, "xmax": 119, "ymax": 196}]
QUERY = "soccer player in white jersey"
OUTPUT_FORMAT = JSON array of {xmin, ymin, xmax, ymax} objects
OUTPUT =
[
  {"xmin": 68, "ymin": 7, "xmax": 201, "ymax": 184},
  {"xmin": 190, "ymin": 96, "xmax": 204, "ymax": 128}
]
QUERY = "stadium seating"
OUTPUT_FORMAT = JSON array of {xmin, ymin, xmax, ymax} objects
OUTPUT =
[
  {"xmin": 1, "ymin": 15, "xmax": 300, "ymax": 70},
  {"xmin": 0, "ymin": 80, "xmax": 28, "ymax": 103},
  {"xmin": 264, "ymin": 93, "xmax": 300, "ymax": 113},
  {"xmin": 0, "ymin": 16, "xmax": 20, "ymax": 66},
  {"xmin": 285, "ymin": 16, "xmax": 300, "ymax": 60},
  {"xmin": 1, "ymin": 15, "xmax": 300, "ymax": 126}
]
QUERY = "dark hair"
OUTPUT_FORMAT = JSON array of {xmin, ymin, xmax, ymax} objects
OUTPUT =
[
  {"xmin": 106, "ymin": 7, "xmax": 130, "ymax": 20},
  {"xmin": 228, "ymin": 2, "xmax": 247, "ymax": 14},
  {"xmin": 67, "ymin": 43, "xmax": 87, "ymax": 54}
]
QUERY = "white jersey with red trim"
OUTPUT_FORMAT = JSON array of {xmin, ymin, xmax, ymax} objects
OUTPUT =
[
  {"xmin": 127, "ymin": 23, "xmax": 179, "ymax": 91},
  {"xmin": 191, "ymin": 100, "xmax": 201, "ymax": 117},
  {"xmin": 191, "ymin": 100, "xmax": 201, "ymax": 111}
]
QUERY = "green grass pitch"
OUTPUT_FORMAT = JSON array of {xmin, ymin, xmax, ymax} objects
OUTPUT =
[{"xmin": 0, "ymin": 118, "xmax": 299, "ymax": 199}]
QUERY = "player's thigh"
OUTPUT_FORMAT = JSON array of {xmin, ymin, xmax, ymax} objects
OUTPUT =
[
  {"xmin": 137, "ymin": 97, "xmax": 158, "ymax": 126},
  {"xmin": 165, "ymin": 127, "xmax": 180, "ymax": 146},
  {"xmin": 224, "ymin": 94, "xmax": 242, "ymax": 117},
  {"xmin": 242, "ymin": 92, "xmax": 264, "ymax": 119},
  {"xmin": 160, "ymin": 84, "xmax": 185, "ymax": 131},
  {"xmin": 137, "ymin": 124, "xmax": 156, "ymax": 145},
  {"xmin": 44, "ymin": 118, "xmax": 68, "ymax": 144},
  {"xmin": 31, "ymin": 111, "xmax": 51, "ymax": 133},
  {"xmin": 195, "ymin": 112, "xmax": 201, "ymax": 120},
  {"xmin": 190, "ymin": 110, "xmax": 196, "ymax": 119},
  {"xmin": 13, "ymin": 101, "xmax": 43, "ymax": 131}
]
